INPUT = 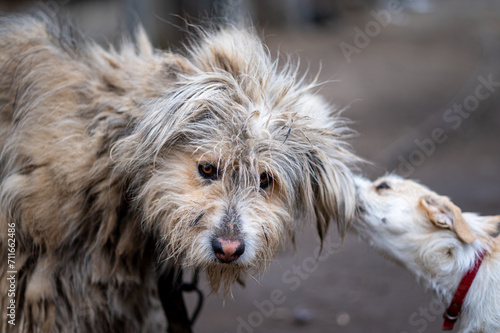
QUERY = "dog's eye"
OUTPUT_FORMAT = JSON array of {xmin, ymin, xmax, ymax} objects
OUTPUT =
[
  {"xmin": 198, "ymin": 164, "xmax": 218, "ymax": 180},
  {"xmin": 259, "ymin": 172, "xmax": 272, "ymax": 190},
  {"xmin": 375, "ymin": 182, "xmax": 390, "ymax": 191}
]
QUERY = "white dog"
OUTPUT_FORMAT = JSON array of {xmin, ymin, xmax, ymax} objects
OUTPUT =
[{"xmin": 353, "ymin": 174, "xmax": 500, "ymax": 333}]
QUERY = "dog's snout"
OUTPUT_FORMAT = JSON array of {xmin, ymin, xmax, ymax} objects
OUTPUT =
[{"xmin": 212, "ymin": 237, "xmax": 245, "ymax": 263}]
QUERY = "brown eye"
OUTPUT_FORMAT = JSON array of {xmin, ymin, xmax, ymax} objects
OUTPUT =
[
  {"xmin": 260, "ymin": 172, "xmax": 272, "ymax": 190},
  {"xmin": 376, "ymin": 182, "xmax": 390, "ymax": 191},
  {"xmin": 198, "ymin": 164, "xmax": 218, "ymax": 180},
  {"xmin": 202, "ymin": 165, "xmax": 212, "ymax": 174}
]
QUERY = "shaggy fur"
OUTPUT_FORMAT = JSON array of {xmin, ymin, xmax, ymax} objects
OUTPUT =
[
  {"xmin": 354, "ymin": 175, "xmax": 500, "ymax": 333},
  {"xmin": 0, "ymin": 14, "xmax": 358, "ymax": 333}
]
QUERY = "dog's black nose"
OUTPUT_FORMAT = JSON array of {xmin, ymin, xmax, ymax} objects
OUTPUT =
[{"xmin": 212, "ymin": 237, "xmax": 245, "ymax": 263}]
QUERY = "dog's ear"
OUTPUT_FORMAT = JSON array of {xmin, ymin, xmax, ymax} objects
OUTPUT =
[
  {"xmin": 419, "ymin": 195, "xmax": 476, "ymax": 244},
  {"xmin": 308, "ymin": 154, "xmax": 356, "ymax": 242},
  {"xmin": 132, "ymin": 25, "xmax": 195, "ymax": 77}
]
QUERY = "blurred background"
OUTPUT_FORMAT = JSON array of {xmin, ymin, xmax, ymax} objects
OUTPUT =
[{"xmin": 2, "ymin": 0, "xmax": 499, "ymax": 332}]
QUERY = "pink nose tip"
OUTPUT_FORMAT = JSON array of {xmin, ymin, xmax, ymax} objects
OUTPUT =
[{"xmin": 212, "ymin": 237, "xmax": 245, "ymax": 263}]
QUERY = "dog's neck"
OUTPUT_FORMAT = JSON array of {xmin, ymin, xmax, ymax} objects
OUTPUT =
[
  {"xmin": 417, "ymin": 241, "xmax": 483, "ymax": 301},
  {"xmin": 429, "ymin": 214, "xmax": 497, "ymax": 292},
  {"xmin": 418, "ymin": 213, "xmax": 500, "ymax": 331}
]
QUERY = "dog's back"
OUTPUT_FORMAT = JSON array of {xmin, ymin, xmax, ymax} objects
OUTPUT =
[{"xmin": 0, "ymin": 15, "xmax": 171, "ymax": 332}]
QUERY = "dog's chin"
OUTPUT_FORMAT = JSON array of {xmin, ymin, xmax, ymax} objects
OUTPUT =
[
  {"xmin": 176, "ymin": 248, "xmax": 267, "ymax": 294},
  {"xmin": 352, "ymin": 211, "xmax": 376, "ymax": 235},
  {"xmin": 203, "ymin": 261, "xmax": 250, "ymax": 294}
]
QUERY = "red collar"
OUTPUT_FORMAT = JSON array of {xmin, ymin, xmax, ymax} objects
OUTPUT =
[{"xmin": 442, "ymin": 250, "xmax": 486, "ymax": 331}]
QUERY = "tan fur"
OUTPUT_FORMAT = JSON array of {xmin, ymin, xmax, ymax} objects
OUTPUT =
[
  {"xmin": 0, "ymin": 13, "xmax": 359, "ymax": 332},
  {"xmin": 419, "ymin": 195, "xmax": 476, "ymax": 244}
]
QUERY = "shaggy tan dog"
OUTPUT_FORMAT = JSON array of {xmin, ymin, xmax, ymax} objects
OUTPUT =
[{"xmin": 0, "ymin": 13, "xmax": 358, "ymax": 332}]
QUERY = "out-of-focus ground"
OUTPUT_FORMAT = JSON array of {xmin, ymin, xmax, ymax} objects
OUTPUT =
[{"xmin": 5, "ymin": 0, "xmax": 499, "ymax": 332}]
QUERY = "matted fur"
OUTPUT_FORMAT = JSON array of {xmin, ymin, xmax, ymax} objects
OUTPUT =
[{"xmin": 0, "ymin": 13, "xmax": 358, "ymax": 332}]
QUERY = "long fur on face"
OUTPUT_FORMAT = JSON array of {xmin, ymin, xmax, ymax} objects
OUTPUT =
[{"xmin": 0, "ymin": 13, "xmax": 358, "ymax": 332}]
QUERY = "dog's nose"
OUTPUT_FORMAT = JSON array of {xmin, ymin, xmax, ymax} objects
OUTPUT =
[{"xmin": 212, "ymin": 237, "xmax": 245, "ymax": 263}]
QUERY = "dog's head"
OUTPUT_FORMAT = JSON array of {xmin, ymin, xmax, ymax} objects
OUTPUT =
[
  {"xmin": 353, "ymin": 175, "xmax": 481, "ymax": 274},
  {"xmin": 113, "ymin": 28, "xmax": 358, "ymax": 292}
]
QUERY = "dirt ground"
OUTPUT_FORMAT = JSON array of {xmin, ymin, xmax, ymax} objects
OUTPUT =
[{"xmin": 187, "ymin": 1, "xmax": 500, "ymax": 333}]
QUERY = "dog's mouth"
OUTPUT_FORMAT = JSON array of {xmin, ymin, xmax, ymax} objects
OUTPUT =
[{"xmin": 355, "ymin": 203, "xmax": 367, "ymax": 217}]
